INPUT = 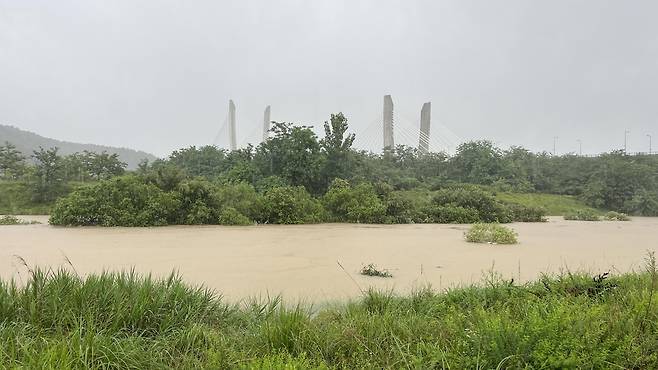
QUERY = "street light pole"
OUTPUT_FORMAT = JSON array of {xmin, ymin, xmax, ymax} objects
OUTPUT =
[
  {"xmin": 624, "ymin": 129, "xmax": 630, "ymax": 154},
  {"xmin": 553, "ymin": 136, "xmax": 558, "ymax": 156},
  {"xmin": 577, "ymin": 139, "xmax": 582, "ymax": 156}
]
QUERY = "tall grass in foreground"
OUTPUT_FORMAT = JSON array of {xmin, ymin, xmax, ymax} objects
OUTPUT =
[{"xmin": 1, "ymin": 260, "xmax": 658, "ymax": 369}]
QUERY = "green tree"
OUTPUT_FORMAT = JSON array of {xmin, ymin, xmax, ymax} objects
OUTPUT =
[
  {"xmin": 322, "ymin": 179, "xmax": 386, "ymax": 223},
  {"xmin": 31, "ymin": 147, "xmax": 67, "ymax": 202},
  {"xmin": 142, "ymin": 160, "xmax": 187, "ymax": 191},
  {"xmin": 62, "ymin": 152, "xmax": 88, "ymax": 182},
  {"xmin": 256, "ymin": 185, "xmax": 325, "ymax": 224},
  {"xmin": 0, "ymin": 142, "xmax": 26, "ymax": 180},
  {"xmin": 254, "ymin": 122, "xmax": 324, "ymax": 194},
  {"xmin": 450, "ymin": 141, "xmax": 503, "ymax": 184},
  {"xmin": 581, "ymin": 151, "xmax": 656, "ymax": 214},
  {"xmin": 169, "ymin": 146, "xmax": 228, "ymax": 178},
  {"xmin": 320, "ymin": 113, "xmax": 355, "ymax": 185},
  {"xmin": 82, "ymin": 151, "xmax": 127, "ymax": 180}
]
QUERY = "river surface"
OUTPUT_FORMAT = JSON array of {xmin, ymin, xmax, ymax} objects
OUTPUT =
[{"xmin": 1, "ymin": 216, "xmax": 657, "ymax": 302}]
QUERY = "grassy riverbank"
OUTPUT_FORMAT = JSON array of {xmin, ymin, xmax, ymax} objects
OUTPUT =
[
  {"xmin": 495, "ymin": 191, "xmax": 602, "ymax": 216},
  {"xmin": 0, "ymin": 181, "xmax": 92, "ymax": 215},
  {"xmin": 0, "ymin": 182, "xmax": 53, "ymax": 215},
  {"xmin": 1, "ymin": 261, "xmax": 656, "ymax": 368}
]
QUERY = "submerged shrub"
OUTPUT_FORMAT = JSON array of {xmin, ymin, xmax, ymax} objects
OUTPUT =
[
  {"xmin": 218, "ymin": 207, "xmax": 253, "ymax": 225},
  {"xmin": 624, "ymin": 189, "xmax": 658, "ymax": 216},
  {"xmin": 505, "ymin": 203, "xmax": 548, "ymax": 222},
  {"xmin": 50, "ymin": 177, "xmax": 262, "ymax": 227},
  {"xmin": 427, "ymin": 205, "xmax": 480, "ymax": 224},
  {"xmin": 464, "ymin": 223, "xmax": 518, "ymax": 244},
  {"xmin": 175, "ymin": 179, "xmax": 223, "ymax": 225},
  {"xmin": 322, "ymin": 179, "xmax": 386, "ymax": 223},
  {"xmin": 257, "ymin": 186, "xmax": 325, "ymax": 224},
  {"xmin": 603, "ymin": 211, "xmax": 630, "ymax": 221},
  {"xmin": 382, "ymin": 190, "xmax": 428, "ymax": 223},
  {"xmin": 50, "ymin": 176, "xmax": 180, "ymax": 226},
  {"xmin": 215, "ymin": 182, "xmax": 261, "ymax": 220},
  {"xmin": 564, "ymin": 209, "xmax": 600, "ymax": 221},
  {"xmin": 0, "ymin": 215, "xmax": 38, "ymax": 225},
  {"xmin": 359, "ymin": 264, "xmax": 393, "ymax": 278},
  {"xmin": 431, "ymin": 186, "xmax": 511, "ymax": 223}
]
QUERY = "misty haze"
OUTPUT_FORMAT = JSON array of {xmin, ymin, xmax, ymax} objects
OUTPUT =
[{"xmin": 1, "ymin": 1, "xmax": 657, "ymax": 368}]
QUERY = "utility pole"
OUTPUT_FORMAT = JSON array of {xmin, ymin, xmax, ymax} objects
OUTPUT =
[
  {"xmin": 577, "ymin": 139, "xmax": 582, "ymax": 156},
  {"xmin": 624, "ymin": 129, "xmax": 630, "ymax": 154},
  {"xmin": 553, "ymin": 136, "xmax": 558, "ymax": 156},
  {"xmin": 648, "ymin": 134, "xmax": 652, "ymax": 155}
]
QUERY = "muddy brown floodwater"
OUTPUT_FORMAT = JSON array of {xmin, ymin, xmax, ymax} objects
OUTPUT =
[{"xmin": 1, "ymin": 216, "xmax": 657, "ymax": 302}]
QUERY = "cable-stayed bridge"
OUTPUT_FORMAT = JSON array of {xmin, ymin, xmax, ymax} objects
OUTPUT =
[{"xmin": 212, "ymin": 96, "xmax": 462, "ymax": 154}]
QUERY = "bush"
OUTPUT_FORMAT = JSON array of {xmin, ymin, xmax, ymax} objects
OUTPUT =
[
  {"xmin": 464, "ymin": 223, "xmax": 518, "ymax": 244},
  {"xmin": 254, "ymin": 175, "xmax": 288, "ymax": 193},
  {"xmin": 564, "ymin": 209, "xmax": 600, "ymax": 221},
  {"xmin": 175, "ymin": 179, "xmax": 223, "ymax": 225},
  {"xmin": 50, "ymin": 176, "xmax": 180, "ymax": 226},
  {"xmin": 427, "ymin": 205, "xmax": 480, "ymax": 224},
  {"xmin": 0, "ymin": 215, "xmax": 39, "ymax": 225},
  {"xmin": 432, "ymin": 186, "xmax": 512, "ymax": 223},
  {"xmin": 257, "ymin": 186, "xmax": 325, "ymax": 224},
  {"xmin": 0, "ymin": 215, "xmax": 21, "ymax": 225},
  {"xmin": 603, "ymin": 211, "xmax": 630, "ymax": 221},
  {"xmin": 382, "ymin": 190, "xmax": 428, "ymax": 223},
  {"xmin": 52, "ymin": 177, "xmax": 262, "ymax": 227},
  {"xmin": 505, "ymin": 203, "xmax": 547, "ymax": 222},
  {"xmin": 217, "ymin": 207, "xmax": 253, "ymax": 225},
  {"xmin": 215, "ymin": 182, "xmax": 260, "ymax": 220},
  {"xmin": 624, "ymin": 189, "xmax": 658, "ymax": 216},
  {"xmin": 359, "ymin": 264, "xmax": 393, "ymax": 278},
  {"xmin": 322, "ymin": 179, "xmax": 386, "ymax": 223}
]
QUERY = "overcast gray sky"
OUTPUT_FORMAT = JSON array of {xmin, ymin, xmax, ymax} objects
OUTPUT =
[{"xmin": 1, "ymin": 0, "xmax": 657, "ymax": 157}]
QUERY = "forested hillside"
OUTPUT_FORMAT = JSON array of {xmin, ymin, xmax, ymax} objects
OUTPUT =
[{"xmin": 0, "ymin": 124, "xmax": 157, "ymax": 169}]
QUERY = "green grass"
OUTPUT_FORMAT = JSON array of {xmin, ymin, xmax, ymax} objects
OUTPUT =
[
  {"xmin": 0, "ymin": 182, "xmax": 53, "ymax": 215},
  {"xmin": 1, "ymin": 259, "xmax": 657, "ymax": 368},
  {"xmin": 0, "ymin": 181, "xmax": 93, "ymax": 215},
  {"xmin": 464, "ymin": 223, "xmax": 519, "ymax": 244},
  {"xmin": 496, "ymin": 192, "xmax": 602, "ymax": 216}
]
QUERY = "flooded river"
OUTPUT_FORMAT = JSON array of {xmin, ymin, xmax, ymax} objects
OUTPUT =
[{"xmin": 1, "ymin": 216, "xmax": 657, "ymax": 301}]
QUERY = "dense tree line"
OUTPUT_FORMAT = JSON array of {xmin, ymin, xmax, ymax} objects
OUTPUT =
[
  {"xmin": 149, "ymin": 113, "xmax": 658, "ymax": 216},
  {"xmin": 4, "ymin": 112, "xmax": 658, "ymax": 221},
  {"xmin": 50, "ymin": 175, "xmax": 546, "ymax": 226},
  {"xmin": 0, "ymin": 142, "xmax": 126, "ymax": 202}
]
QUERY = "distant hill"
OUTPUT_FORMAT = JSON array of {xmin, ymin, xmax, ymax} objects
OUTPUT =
[{"xmin": 0, "ymin": 124, "xmax": 158, "ymax": 169}]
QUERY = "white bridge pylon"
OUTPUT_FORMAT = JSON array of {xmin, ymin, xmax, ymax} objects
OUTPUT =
[
  {"xmin": 354, "ymin": 96, "xmax": 461, "ymax": 154},
  {"xmin": 213, "ymin": 97, "xmax": 461, "ymax": 154}
]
